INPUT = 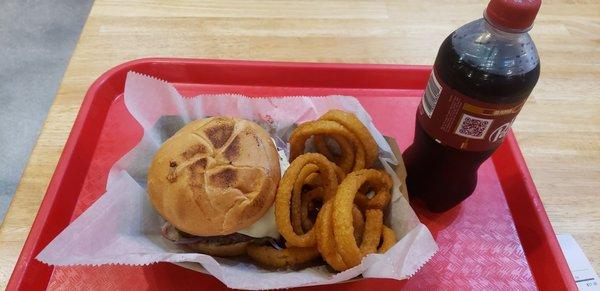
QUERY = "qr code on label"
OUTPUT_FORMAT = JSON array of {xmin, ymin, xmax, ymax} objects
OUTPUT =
[{"xmin": 455, "ymin": 114, "xmax": 493, "ymax": 139}]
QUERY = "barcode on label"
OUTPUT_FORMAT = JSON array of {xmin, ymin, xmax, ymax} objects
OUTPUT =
[{"xmin": 422, "ymin": 71, "xmax": 442, "ymax": 118}]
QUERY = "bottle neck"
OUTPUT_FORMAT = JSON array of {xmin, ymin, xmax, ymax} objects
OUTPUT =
[{"xmin": 483, "ymin": 10, "xmax": 532, "ymax": 34}]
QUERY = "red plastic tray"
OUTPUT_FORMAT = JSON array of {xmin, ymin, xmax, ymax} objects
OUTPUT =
[{"xmin": 7, "ymin": 58, "xmax": 575, "ymax": 290}]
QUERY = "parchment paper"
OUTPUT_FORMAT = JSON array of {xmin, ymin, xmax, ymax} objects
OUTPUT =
[{"xmin": 37, "ymin": 72, "xmax": 437, "ymax": 290}]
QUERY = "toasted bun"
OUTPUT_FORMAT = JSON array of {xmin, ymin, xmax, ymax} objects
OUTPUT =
[{"xmin": 148, "ymin": 117, "xmax": 280, "ymax": 236}]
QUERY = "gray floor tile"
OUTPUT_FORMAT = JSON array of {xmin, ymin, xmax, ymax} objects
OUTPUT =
[{"xmin": 0, "ymin": 0, "xmax": 94, "ymax": 222}]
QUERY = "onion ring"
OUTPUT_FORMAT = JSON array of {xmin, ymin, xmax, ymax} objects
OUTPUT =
[
  {"xmin": 365, "ymin": 189, "xmax": 392, "ymax": 210},
  {"xmin": 354, "ymin": 191, "xmax": 369, "ymax": 210},
  {"xmin": 292, "ymin": 160, "xmax": 345, "ymax": 233},
  {"xmin": 352, "ymin": 205, "xmax": 365, "ymax": 244},
  {"xmin": 291, "ymin": 163, "xmax": 320, "ymax": 234},
  {"xmin": 313, "ymin": 135, "xmax": 356, "ymax": 169},
  {"xmin": 299, "ymin": 190, "xmax": 363, "ymax": 235},
  {"xmin": 276, "ymin": 153, "xmax": 337, "ymax": 247},
  {"xmin": 332, "ymin": 169, "xmax": 391, "ymax": 267},
  {"xmin": 313, "ymin": 134, "xmax": 354, "ymax": 169},
  {"xmin": 313, "ymin": 135, "xmax": 334, "ymax": 161},
  {"xmin": 304, "ymin": 172, "xmax": 320, "ymax": 188},
  {"xmin": 351, "ymin": 173, "xmax": 393, "ymax": 210},
  {"xmin": 359, "ymin": 209, "xmax": 383, "ymax": 256},
  {"xmin": 305, "ymin": 162, "xmax": 346, "ymax": 191},
  {"xmin": 319, "ymin": 110, "xmax": 379, "ymax": 167},
  {"xmin": 378, "ymin": 225, "xmax": 396, "ymax": 253},
  {"xmin": 246, "ymin": 244, "xmax": 320, "ymax": 269},
  {"xmin": 289, "ymin": 120, "xmax": 365, "ymax": 173},
  {"xmin": 354, "ymin": 190, "xmax": 391, "ymax": 210},
  {"xmin": 315, "ymin": 200, "xmax": 367, "ymax": 271},
  {"xmin": 313, "ymin": 135, "xmax": 350, "ymax": 170},
  {"xmin": 315, "ymin": 200, "xmax": 348, "ymax": 271},
  {"xmin": 300, "ymin": 187, "xmax": 324, "ymax": 231}
]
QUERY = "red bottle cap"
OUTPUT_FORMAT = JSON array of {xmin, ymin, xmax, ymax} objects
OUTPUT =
[{"xmin": 485, "ymin": 0, "xmax": 541, "ymax": 31}]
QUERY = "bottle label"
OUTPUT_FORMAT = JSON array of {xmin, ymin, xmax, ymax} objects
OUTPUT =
[{"xmin": 418, "ymin": 70, "xmax": 525, "ymax": 151}]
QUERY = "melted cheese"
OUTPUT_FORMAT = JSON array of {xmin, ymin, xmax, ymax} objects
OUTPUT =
[{"xmin": 237, "ymin": 205, "xmax": 279, "ymax": 238}]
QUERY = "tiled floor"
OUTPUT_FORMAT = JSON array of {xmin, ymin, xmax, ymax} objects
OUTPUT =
[{"xmin": 0, "ymin": 0, "xmax": 93, "ymax": 223}]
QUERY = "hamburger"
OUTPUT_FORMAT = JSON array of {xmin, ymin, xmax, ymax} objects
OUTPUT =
[{"xmin": 147, "ymin": 116, "xmax": 281, "ymax": 256}]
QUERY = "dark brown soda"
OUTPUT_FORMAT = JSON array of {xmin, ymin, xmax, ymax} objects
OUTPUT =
[{"xmin": 403, "ymin": 32, "xmax": 540, "ymax": 212}]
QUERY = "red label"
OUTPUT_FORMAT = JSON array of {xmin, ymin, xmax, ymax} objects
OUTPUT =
[{"xmin": 418, "ymin": 70, "xmax": 525, "ymax": 151}]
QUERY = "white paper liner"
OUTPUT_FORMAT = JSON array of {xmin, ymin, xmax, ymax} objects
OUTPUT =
[{"xmin": 37, "ymin": 72, "xmax": 437, "ymax": 290}]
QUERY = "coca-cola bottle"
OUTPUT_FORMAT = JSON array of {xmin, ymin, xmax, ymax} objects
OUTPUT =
[{"xmin": 403, "ymin": 0, "xmax": 542, "ymax": 212}]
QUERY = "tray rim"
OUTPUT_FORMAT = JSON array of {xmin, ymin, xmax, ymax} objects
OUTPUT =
[{"xmin": 6, "ymin": 57, "xmax": 575, "ymax": 290}]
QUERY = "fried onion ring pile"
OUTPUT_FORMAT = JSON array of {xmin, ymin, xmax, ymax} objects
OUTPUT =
[{"xmin": 248, "ymin": 110, "xmax": 398, "ymax": 271}]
